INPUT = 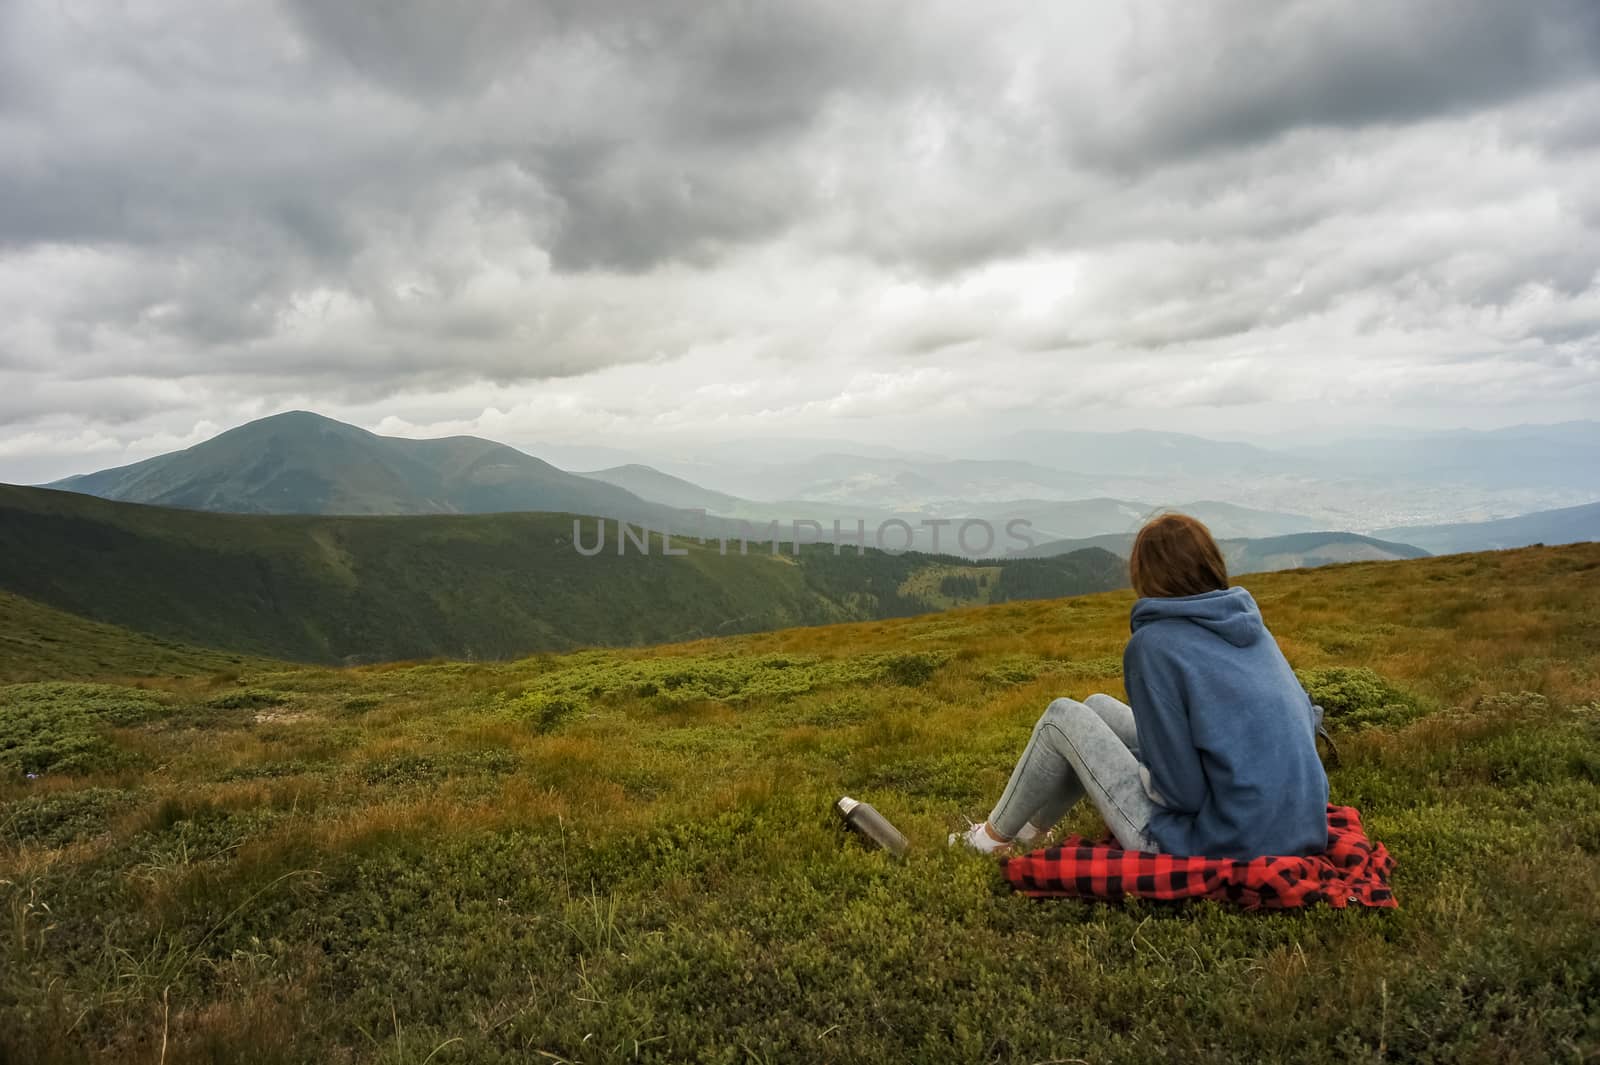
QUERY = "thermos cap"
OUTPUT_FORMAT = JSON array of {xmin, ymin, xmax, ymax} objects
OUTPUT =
[{"xmin": 836, "ymin": 796, "xmax": 859, "ymax": 816}]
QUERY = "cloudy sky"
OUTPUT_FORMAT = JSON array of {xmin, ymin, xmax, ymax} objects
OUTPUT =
[{"xmin": 2, "ymin": 0, "xmax": 1599, "ymax": 483}]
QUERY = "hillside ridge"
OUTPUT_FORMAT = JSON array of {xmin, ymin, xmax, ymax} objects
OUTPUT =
[
  {"xmin": 0, "ymin": 484, "xmax": 1128, "ymax": 664},
  {"xmin": 45, "ymin": 410, "xmax": 698, "ymax": 527},
  {"xmin": 1013, "ymin": 528, "xmax": 1431, "ymax": 572}
]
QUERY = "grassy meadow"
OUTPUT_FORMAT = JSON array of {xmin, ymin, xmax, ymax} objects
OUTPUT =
[{"xmin": 2, "ymin": 543, "xmax": 1599, "ymax": 1063}]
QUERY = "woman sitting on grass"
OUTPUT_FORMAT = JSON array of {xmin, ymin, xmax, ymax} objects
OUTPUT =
[{"xmin": 953, "ymin": 512, "xmax": 1329, "ymax": 860}]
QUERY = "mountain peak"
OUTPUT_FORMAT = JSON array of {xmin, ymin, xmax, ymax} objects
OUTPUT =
[
  {"xmin": 45, "ymin": 410, "xmax": 671, "ymax": 520},
  {"xmin": 233, "ymin": 410, "xmax": 375, "ymax": 437}
]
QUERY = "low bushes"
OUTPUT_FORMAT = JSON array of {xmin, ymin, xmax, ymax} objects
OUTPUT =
[{"xmin": 1297, "ymin": 666, "xmax": 1427, "ymax": 731}]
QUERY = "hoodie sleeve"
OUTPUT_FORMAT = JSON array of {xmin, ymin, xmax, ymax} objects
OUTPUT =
[{"xmin": 1123, "ymin": 632, "xmax": 1208, "ymax": 814}]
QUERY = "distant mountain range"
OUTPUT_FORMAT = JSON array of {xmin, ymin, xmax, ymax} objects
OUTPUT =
[
  {"xmin": 641, "ymin": 422, "xmax": 1600, "ymax": 526},
  {"xmin": 961, "ymin": 428, "xmax": 1306, "ymax": 477},
  {"xmin": 35, "ymin": 411, "xmax": 1598, "ymax": 561},
  {"xmin": 0, "ymin": 484, "xmax": 1129, "ymax": 664},
  {"xmin": 982, "ymin": 498, "xmax": 1320, "ymax": 543},
  {"xmin": 1015, "ymin": 530, "xmax": 1432, "ymax": 574},
  {"xmin": 579, "ymin": 464, "xmax": 1321, "ymax": 546},
  {"xmin": 17, "ymin": 411, "xmax": 1595, "ymax": 665},
  {"xmin": 580, "ymin": 464, "xmax": 747, "ymax": 514},
  {"xmin": 955, "ymin": 423, "xmax": 1600, "ymax": 495},
  {"xmin": 40, "ymin": 411, "xmax": 1335, "ymax": 552},
  {"xmin": 1286, "ymin": 423, "xmax": 1600, "ymax": 493},
  {"xmin": 1373, "ymin": 501, "xmax": 1600, "ymax": 556}
]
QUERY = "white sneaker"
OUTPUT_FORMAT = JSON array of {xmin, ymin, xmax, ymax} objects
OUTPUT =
[
  {"xmin": 1015, "ymin": 822, "xmax": 1045, "ymax": 844},
  {"xmin": 948, "ymin": 820, "xmax": 1010, "ymax": 854}
]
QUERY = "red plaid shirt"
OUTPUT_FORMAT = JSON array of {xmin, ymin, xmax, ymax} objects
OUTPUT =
[{"xmin": 1000, "ymin": 804, "xmax": 1396, "ymax": 911}]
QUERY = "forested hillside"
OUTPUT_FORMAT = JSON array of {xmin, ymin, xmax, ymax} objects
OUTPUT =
[{"xmin": 0, "ymin": 486, "xmax": 1128, "ymax": 664}]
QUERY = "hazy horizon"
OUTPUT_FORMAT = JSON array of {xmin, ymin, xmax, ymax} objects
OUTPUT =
[{"xmin": 11, "ymin": 408, "xmax": 1600, "ymax": 488}]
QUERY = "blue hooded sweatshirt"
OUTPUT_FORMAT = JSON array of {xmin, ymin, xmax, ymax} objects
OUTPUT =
[{"xmin": 1123, "ymin": 586, "xmax": 1328, "ymax": 860}]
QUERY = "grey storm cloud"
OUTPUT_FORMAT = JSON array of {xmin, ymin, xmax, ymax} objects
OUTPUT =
[
  {"xmin": 0, "ymin": 0, "xmax": 1598, "ymax": 480},
  {"xmin": 1064, "ymin": 0, "xmax": 1600, "ymax": 170}
]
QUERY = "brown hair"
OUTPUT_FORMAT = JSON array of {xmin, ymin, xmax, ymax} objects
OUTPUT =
[{"xmin": 1128, "ymin": 512, "xmax": 1229, "ymax": 599}]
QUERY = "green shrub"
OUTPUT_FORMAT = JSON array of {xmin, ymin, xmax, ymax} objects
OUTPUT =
[
  {"xmin": 881, "ymin": 651, "xmax": 950, "ymax": 687},
  {"xmin": 1, "ymin": 787, "xmax": 132, "ymax": 847},
  {"xmin": 129, "ymin": 798, "xmax": 286, "ymax": 872},
  {"xmin": 1, "ymin": 682, "xmax": 166, "ymax": 726},
  {"xmin": 360, "ymin": 750, "xmax": 518, "ymax": 785},
  {"xmin": 513, "ymin": 692, "xmax": 589, "ymax": 734},
  {"xmin": 1471, "ymin": 690, "xmax": 1551, "ymax": 717},
  {"xmin": 0, "ymin": 683, "xmax": 164, "ymax": 776},
  {"xmin": 1058, "ymin": 654, "xmax": 1123, "ymax": 679},
  {"xmin": 1296, "ymin": 666, "xmax": 1425, "ymax": 731},
  {"xmin": 981, "ymin": 655, "xmax": 1045, "ymax": 687},
  {"xmin": 220, "ymin": 759, "xmax": 323, "ymax": 782},
  {"xmin": 502, "ymin": 650, "xmax": 945, "ymax": 709},
  {"xmin": 207, "ymin": 688, "xmax": 288, "ymax": 710}
]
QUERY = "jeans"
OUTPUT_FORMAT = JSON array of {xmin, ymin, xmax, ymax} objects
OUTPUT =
[{"xmin": 986, "ymin": 694, "xmax": 1161, "ymax": 852}]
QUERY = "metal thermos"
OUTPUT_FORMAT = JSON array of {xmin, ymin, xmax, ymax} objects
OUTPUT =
[{"xmin": 835, "ymin": 796, "xmax": 909, "ymax": 857}]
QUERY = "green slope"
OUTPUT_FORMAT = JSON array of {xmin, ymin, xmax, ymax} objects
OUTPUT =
[
  {"xmin": 47, "ymin": 410, "xmax": 701, "ymax": 525},
  {"xmin": 3, "ymin": 544, "xmax": 1597, "ymax": 1062},
  {"xmin": 0, "ymin": 590, "xmax": 271, "ymax": 683},
  {"xmin": 0, "ymin": 485, "xmax": 1128, "ymax": 665},
  {"xmin": 577, "ymin": 463, "xmax": 748, "ymax": 513},
  {"xmin": 1227, "ymin": 530, "xmax": 1430, "ymax": 571},
  {"xmin": 1374, "ymin": 500, "xmax": 1600, "ymax": 554}
]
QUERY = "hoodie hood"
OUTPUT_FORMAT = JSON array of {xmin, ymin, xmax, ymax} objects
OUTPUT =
[{"xmin": 1129, "ymin": 586, "xmax": 1264, "ymax": 648}]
